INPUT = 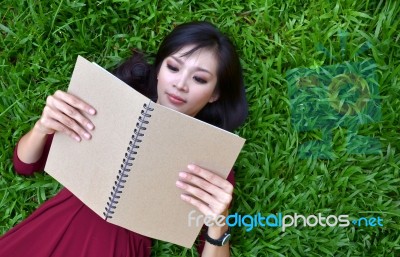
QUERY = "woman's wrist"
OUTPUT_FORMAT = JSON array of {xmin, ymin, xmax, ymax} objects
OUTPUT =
[
  {"xmin": 17, "ymin": 123, "xmax": 50, "ymax": 164},
  {"xmin": 33, "ymin": 120, "xmax": 53, "ymax": 137},
  {"xmin": 206, "ymin": 223, "xmax": 229, "ymax": 239},
  {"xmin": 206, "ymin": 209, "xmax": 229, "ymax": 238}
]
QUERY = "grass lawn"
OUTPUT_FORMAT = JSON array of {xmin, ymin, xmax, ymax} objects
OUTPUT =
[{"xmin": 1, "ymin": 0, "xmax": 399, "ymax": 256}]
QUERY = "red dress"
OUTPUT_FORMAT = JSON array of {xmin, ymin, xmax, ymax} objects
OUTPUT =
[{"xmin": 0, "ymin": 135, "xmax": 235, "ymax": 257}]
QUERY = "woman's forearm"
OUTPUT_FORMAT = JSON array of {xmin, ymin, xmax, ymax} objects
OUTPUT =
[
  {"xmin": 16, "ymin": 122, "xmax": 49, "ymax": 164},
  {"xmin": 16, "ymin": 90, "xmax": 97, "ymax": 165}
]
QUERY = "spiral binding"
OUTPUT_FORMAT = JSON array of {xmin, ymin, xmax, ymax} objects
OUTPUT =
[{"xmin": 103, "ymin": 101, "xmax": 154, "ymax": 220}]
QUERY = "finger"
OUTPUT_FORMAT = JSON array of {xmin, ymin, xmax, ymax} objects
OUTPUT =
[
  {"xmin": 53, "ymin": 90, "xmax": 96, "ymax": 115},
  {"xmin": 179, "ymin": 171, "xmax": 232, "ymax": 204},
  {"xmin": 176, "ymin": 180, "xmax": 227, "ymax": 213},
  {"xmin": 39, "ymin": 116, "xmax": 82, "ymax": 142},
  {"xmin": 47, "ymin": 95, "xmax": 95, "ymax": 132},
  {"xmin": 43, "ymin": 105, "xmax": 92, "ymax": 140},
  {"xmin": 180, "ymin": 194, "xmax": 215, "ymax": 217},
  {"xmin": 187, "ymin": 165, "xmax": 234, "ymax": 194}
]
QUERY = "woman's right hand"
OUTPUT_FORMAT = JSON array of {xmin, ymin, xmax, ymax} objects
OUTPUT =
[{"xmin": 34, "ymin": 90, "xmax": 97, "ymax": 142}]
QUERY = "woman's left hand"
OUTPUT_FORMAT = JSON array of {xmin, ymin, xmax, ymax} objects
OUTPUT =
[{"xmin": 176, "ymin": 164, "xmax": 233, "ymax": 220}]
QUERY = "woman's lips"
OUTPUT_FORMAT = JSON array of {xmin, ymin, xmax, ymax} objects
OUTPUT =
[{"xmin": 167, "ymin": 93, "xmax": 186, "ymax": 105}]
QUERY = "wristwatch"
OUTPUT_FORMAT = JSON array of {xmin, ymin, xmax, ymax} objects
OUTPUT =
[{"xmin": 204, "ymin": 227, "xmax": 231, "ymax": 246}]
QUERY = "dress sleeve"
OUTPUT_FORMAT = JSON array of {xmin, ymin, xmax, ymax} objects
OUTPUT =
[
  {"xmin": 13, "ymin": 134, "xmax": 54, "ymax": 176},
  {"xmin": 197, "ymin": 169, "xmax": 235, "ymax": 255}
]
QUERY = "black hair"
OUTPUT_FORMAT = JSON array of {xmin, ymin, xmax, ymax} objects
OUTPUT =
[{"xmin": 113, "ymin": 21, "xmax": 248, "ymax": 132}]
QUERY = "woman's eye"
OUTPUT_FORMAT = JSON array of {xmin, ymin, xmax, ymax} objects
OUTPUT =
[
  {"xmin": 167, "ymin": 64, "xmax": 178, "ymax": 72},
  {"xmin": 194, "ymin": 76, "xmax": 207, "ymax": 84}
]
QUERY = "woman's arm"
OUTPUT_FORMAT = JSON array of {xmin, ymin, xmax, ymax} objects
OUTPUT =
[
  {"xmin": 16, "ymin": 123, "xmax": 51, "ymax": 164},
  {"xmin": 176, "ymin": 165, "xmax": 235, "ymax": 257},
  {"xmin": 200, "ymin": 214, "xmax": 231, "ymax": 257},
  {"xmin": 14, "ymin": 90, "xmax": 96, "ymax": 174}
]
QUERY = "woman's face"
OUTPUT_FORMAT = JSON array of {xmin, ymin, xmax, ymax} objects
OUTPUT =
[{"xmin": 156, "ymin": 45, "xmax": 219, "ymax": 117}]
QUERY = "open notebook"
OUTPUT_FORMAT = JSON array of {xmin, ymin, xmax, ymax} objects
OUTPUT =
[{"xmin": 44, "ymin": 56, "xmax": 245, "ymax": 248}]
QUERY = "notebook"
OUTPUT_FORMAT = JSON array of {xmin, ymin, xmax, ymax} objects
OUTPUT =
[{"xmin": 44, "ymin": 56, "xmax": 245, "ymax": 248}]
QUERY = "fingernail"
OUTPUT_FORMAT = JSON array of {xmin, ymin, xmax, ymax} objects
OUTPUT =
[
  {"xmin": 187, "ymin": 164, "xmax": 195, "ymax": 171},
  {"xmin": 89, "ymin": 109, "xmax": 96, "ymax": 115},
  {"xmin": 75, "ymin": 136, "xmax": 81, "ymax": 142},
  {"xmin": 87, "ymin": 123, "xmax": 94, "ymax": 130},
  {"xmin": 181, "ymin": 194, "xmax": 189, "ymax": 201},
  {"xmin": 179, "ymin": 172, "xmax": 187, "ymax": 178},
  {"xmin": 176, "ymin": 181, "xmax": 184, "ymax": 188},
  {"xmin": 84, "ymin": 133, "xmax": 91, "ymax": 139}
]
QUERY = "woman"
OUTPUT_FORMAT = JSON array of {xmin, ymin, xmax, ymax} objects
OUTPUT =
[{"xmin": 1, "ymin": 21, "xmax": 248, "ymax": 256}]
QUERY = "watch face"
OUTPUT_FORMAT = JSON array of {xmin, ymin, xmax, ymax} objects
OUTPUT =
[{"xmin": 221, "ymin": 234, "xmax": 231, "ymax": 245}]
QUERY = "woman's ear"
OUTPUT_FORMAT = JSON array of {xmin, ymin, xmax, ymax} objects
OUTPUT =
[{"xmin": 208, "ymin": 90, "xmax": 220, "ymax": 103}]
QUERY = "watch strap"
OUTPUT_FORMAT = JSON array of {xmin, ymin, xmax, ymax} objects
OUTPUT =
[{"xmin": 204, "ymin": 227, "xmax": 231, "ymax": 246}]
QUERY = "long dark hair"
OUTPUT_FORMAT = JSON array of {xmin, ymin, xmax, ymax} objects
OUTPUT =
[{"xmin": 113, "ymin": 21, "xmax": 248, "ymax": 132}]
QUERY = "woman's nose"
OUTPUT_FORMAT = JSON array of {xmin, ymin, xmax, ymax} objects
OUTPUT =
[{"xmin": 174, "ymin": 77, "xmax": 188, "ymax": 91}]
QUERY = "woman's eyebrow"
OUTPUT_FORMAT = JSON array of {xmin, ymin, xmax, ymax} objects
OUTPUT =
[{"xmin": 170, "ymin": 56, "xmax": 213, "ymax": 75}]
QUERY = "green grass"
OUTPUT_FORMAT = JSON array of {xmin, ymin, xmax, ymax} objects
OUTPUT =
[{"xmin": 1, "ymin": 0, "xmax": 399, "ymax": 256}]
